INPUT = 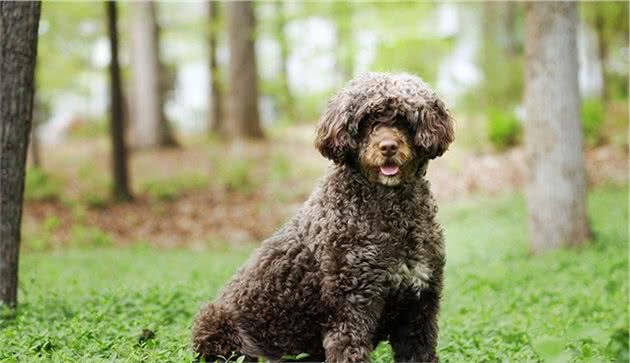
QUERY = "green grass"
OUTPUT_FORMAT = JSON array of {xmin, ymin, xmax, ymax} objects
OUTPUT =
[{"xmin": 1, "ymin": 186, "xmax": 627, "ymax": 362}]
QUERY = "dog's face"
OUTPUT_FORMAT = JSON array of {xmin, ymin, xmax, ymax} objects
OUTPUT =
[
  {"xmin": 314, "ymin": 73, "xmax": 454, "ymax": 186},
  {"xmin": 357, "ymin": 119, "xmax": 416, "ymax": 186}
]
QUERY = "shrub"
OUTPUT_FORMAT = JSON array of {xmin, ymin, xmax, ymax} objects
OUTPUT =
[
  {"xmin": 269, "ymin": 153, "xmax": 292, "ymax": 182},
  {"xmin": 24, "ymin": 167, "xmax": 62, "ymax": 202},
  {"xmin": 141, "ymin": 174, "xmax": 209, "ymax": 201},
  {"xmin": 486, "ymin": 108, "xmax": 521, "ymax": 151},
  {"xmin": 69, "ymin": 225, "xmax": 113, "ymax": 247},
  {"xmin": 215, "ymin": 159, "xmax": 254, "ymax": 194},
  {"xmin": 78, "ymin": 190, "xmax": 108, "ymax": 209},
  {"xmin": 581, "ymin": 97, "xmax": 605, "ymax": 146},
  {"xmin": 23, "ymin": 215, "xmax": 60, "ymax": 251}
]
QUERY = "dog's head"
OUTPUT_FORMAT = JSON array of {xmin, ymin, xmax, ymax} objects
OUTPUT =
[{"xmin": 314, "ymin": 72, "xmax": 455, "ymax": 186}]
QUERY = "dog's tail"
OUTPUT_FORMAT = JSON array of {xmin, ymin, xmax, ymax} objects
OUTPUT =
[{"xmin": 191, "ymin": 303, "xmax": 242, "ymax": 361}]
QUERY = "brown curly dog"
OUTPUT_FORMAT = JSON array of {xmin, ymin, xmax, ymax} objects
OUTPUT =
[{"xmin": 192, "ymin": 72, "xmax": 455, "ymax": 363}]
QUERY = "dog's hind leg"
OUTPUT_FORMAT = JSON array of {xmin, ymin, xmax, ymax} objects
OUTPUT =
[{"xmin": 191, "ymin": 303, "xmax": 244, "ymax": 361}]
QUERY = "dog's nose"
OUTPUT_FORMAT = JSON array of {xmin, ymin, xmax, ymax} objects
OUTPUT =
[{"xmin": 379, "ymin": 140, "xmax": 399, "ymax": 156}]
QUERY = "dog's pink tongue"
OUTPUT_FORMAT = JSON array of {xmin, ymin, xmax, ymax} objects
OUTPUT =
[{"xmin": 380, "ymin": 165, "xmax": 400, "ymax": 176}]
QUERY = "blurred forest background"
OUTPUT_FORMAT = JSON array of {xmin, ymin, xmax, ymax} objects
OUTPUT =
[
  {"xmin": 1, "ymin": 1, "xmax": 628, "ymax": 362},
  {"xmin": 25, "ymin": 1, "xmax": 628, "ymax": 248}
]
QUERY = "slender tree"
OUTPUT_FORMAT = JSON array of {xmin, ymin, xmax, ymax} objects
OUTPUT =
[
  {"xmin": 208, "ymin": 1, "xmax": 224, "ymax": 135},
  {"xmin": 274, "ymin": 1, "xmax": 295, "ymax": 121},
  {"xmin": 106, "ymin": 1, "xmax": 132, "ymax": 202},
  {"xmin": 583, "ymin": 2, "xmax": 629, "ymax": 101},
  {"xmin": 524, "ymin": 2, "xmax": 591, "ymax": 254},
  {"xmin": 226, "ymin": 1, "xmax": 263, "ymax": 138},
  {"xmin": 128, "ymin": 1, "xmax": 177, "ymax": 148},
  {"xmin": 0, "ymin": 1, "xmax": 41, "ymax": 309},
  {"xmin": 332, "ymin": 2, "xmax": 354, "ymax": 83}
]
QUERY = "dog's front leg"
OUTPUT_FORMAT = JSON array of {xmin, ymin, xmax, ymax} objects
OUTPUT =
[
  {"xmin": 390, "ymin": 277, "xmax": 442, "ymax": 363},
  {"xmin": 320, "ymin": 240, "xmax": 390, "ymax": 362},
  {"xmin": 320, "ymin": 261, "xmax": 388, "ymax": 363},
  {"xmin": 322, "ymin": 295, "xmax": 384, "ymax": 363}
]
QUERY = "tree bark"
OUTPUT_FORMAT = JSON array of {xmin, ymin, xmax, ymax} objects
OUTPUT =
[
  {"xmin": 524, "ymin": 2, "xmax": 591, "ymax": 254},
  {"xmin": 0, "ymin": 1, "xmax": 41, "ymax": 309},
  {"xmin": 208, "ymin": 1, "xmax": 224, "ymax": 135},
  {"xmin": 128, "ymin": 1, "xmax": 177, "ymax": 149},
  {"xmin": 106, "ymin": 1, "xmax": 132, "ymax": 202},
  {"xmin": 226, "ymin": 1, "xmax": 264, "ymax": 139}
]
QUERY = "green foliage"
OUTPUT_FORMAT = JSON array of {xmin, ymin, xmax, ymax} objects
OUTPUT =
[
  {"xmin": 605, "ymin": 100, "xmax": 630, "ymax": 147},
  {"xmin": 141, "ymin": 174, "xmax": 209, "ymax": 201},
  {"xmin": 463, "ymin": 2, "xmax": 524, "ymax": 149},
  {"xmin": 69, "ymin": 225, "xmax": 113, "ymax": 248},
  {"xmin": 581, "ymin": 98, "xmax": 605, "ymax": 146},
  {"xmin": 330, "ymin": 1, "xmax": 355, "ymax": 81},
  {"xmin": 75, "ymin": 162, "xmax": 110, "ymax": 209},
  {"xmin": 24, "ymin": 216, "xmax": 61, "ymax": 251},
  {"xmin": 353, "ymin": 2, "xmax": 435, "ymax": 42},
  {"xmin": 2, "ymin": 186, "xmax": 626, "ymax": 361},
  {"xmin": 78, "ymin": 191, "xmax": 108, "ymax": 210},
  {"xmin": 370, "ymin": 341, "xmax": 394, "ymax": 363},
  {"xmin": 486, "ymin": 108, "xmax": 521, "ymax": 151},
  {"xmin": 212, "ymin": 155, "xmax": 255, "ymax": 194},
  {"xmin": 37, "ymin": 2, "xmax": 105, "ymax": 104},
  {"xmin": 477, "ymin": 3, "xmax": 525, "ymax": 109},
  {"xmin": 607, "ymin": 327, "xmax": 629, "ymax": 363},
  {"xmin": 269, "ymin": 153, "xmax": 292, "ymax": 182},
  {"xmin": 265, "ymin": 150, "xmax": 325, "ymax": 203},
  {"xmin": 293, "ymin": 91, "xmax": 332, "ymax": 124},
  {"xmin": 217, "ymin": 161, "xmax": 253, "ymax": 193},
  {"xmin": 24, "ymin": 167, "xmax": 62, "ymax": 202},
  {"xmin": 371, "ymin": 37, "xmax": 454, "ymax": 85},
  {"xmin": 280, "ymin": 352, "xmax": 310, "ymax": 361},
  {"xmin": 580, "ymin": 2, "xmax": 629, "ymax": 101}
]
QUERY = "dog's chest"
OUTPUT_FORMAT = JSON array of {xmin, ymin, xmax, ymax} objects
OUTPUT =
[{"xmin": 386, "ymin": 259, "xmax": 432, "ymax": 294}]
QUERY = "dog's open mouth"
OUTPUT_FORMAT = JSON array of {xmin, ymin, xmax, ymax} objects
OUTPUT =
[{"xmin": 380, "ymin": 163, "xmax": 400, "ymax": 176}]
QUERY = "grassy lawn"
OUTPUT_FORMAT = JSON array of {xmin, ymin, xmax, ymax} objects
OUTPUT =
[{"xmin": 1, "ymin": 186, "xmax": 627, "ymax": 362}]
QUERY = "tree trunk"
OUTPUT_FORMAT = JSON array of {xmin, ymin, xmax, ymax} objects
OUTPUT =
[
  {"xmin": 128, "ymin": 1, "xmax": 177, "ymax": 148},
  {"xmin": 106, "ymin": 1, "xmax": 132, "ymax": 202},
  {"xmin": 208, "ymin": 1, "xmax": 224, "ymax": 135},
  {"xmin": 332, "ymin": 2, "xmax": 354, "ymax": 84},
  {"xmin": 29, "ymin": 126, "xmax": 40, "ymax": 168},
  {"xmin": 274, "ymin": 1, "xmax": 295, "ymax": 121},
  {"xmin": 0, "ymin": 1, "xmax": 41, "ymax": 309},
  {"xmin": 524, "ymin": 2, "xmax": 591, "ymax": 254},
  {"xmin": 226, "ymin": 1, "xmax": 264, "ymax": 139}
]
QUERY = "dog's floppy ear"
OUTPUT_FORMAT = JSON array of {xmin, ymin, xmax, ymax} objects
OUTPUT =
[
  {"xmin": 314, "ymin": 93, "xmax": 358, "ymax": 163},
  {"xmin": 414, "ymin": 98, "xmax": 455, "ymax": 159}
]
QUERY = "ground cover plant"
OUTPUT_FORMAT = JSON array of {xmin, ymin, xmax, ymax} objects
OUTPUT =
[{"xmin": 1, "ymin": 185, "xmax": 627, "ymax": 362}]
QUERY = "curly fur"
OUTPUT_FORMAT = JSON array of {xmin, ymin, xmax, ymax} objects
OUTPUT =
[
  {"xmin": 192, "ymin": 72, "xmax": 454, "ymax": 363},
  {"xmin": 314, "ymin": 72, "xmax": 454, "ymax": 163}
]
